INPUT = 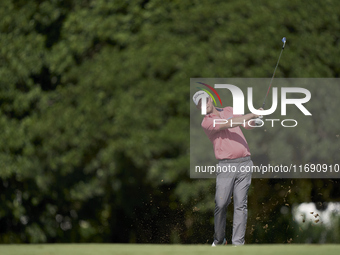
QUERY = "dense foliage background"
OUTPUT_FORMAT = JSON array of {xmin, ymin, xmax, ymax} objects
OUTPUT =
[{"xmin": 0, "ymin": 0, "xmax": 340, "ymax": 244}]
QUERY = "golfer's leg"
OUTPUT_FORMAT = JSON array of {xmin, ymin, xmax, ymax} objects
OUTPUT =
[
  {"xmin": 214, "ymin": 170, "xmax": 234, "ymax": 244},
  {"xmin": 232, "ymin": 161, "xmax": 252, "ymax": 245}
]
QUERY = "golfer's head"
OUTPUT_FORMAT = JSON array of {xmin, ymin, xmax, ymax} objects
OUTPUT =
[{"xmin": 192, "ymin": 91, "xmax": 214, "ymax": 114}]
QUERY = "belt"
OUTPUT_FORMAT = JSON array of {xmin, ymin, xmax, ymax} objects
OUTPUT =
[{"xmin": 219, "ymin": 156, "xmax": 251, "ymax": 163}]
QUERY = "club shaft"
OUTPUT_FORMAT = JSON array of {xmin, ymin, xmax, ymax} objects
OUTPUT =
[{"xmin": 262, "ymin": 47, "xmax": 284, "ymax": 109}]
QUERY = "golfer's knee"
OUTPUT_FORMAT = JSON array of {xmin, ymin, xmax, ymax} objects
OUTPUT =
[
  {"xmin": 235, "ymin": 202, "xmax": 247, "ymax": 211},
  {"xmin": 215, "ymin": 200, "xmax": 230, "ymax": 211}
]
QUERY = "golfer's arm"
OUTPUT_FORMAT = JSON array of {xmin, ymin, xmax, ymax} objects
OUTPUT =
[
  {"xmin": 244, "ymin": 119, "xmax": 256, "ymax": 130},
  {"xmin": 218, "ymin": 113, "xmax": 256, "ymax": 130}
]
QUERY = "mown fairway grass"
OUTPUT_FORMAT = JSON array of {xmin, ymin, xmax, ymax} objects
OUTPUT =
[{"xmin": 1, "ymin": 244, "xmax": 340, "ymax": 255}]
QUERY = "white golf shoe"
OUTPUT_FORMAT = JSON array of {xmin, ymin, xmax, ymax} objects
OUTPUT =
[{"xmin": 211, "ymin": 238, "xmax": 227, "ymax": 247}]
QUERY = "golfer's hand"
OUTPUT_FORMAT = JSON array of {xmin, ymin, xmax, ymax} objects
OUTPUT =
[{"xmin": 253, "ymin": 108, "xmax": 264, "ymax": 118}]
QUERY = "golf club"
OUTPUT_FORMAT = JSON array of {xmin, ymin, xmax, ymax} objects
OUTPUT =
[
  {"xmin": 255, "ymin": 37, "xmax": 286, "ymax": 126},
  {"xmin": 262, "ymin": 37, "xmax": 286, "ymax": 109}
]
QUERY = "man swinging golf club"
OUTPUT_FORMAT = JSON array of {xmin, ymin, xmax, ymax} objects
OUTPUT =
[
  {"xmin": 193, "ymin": 37, "xmax": 286, "ymax": 246},
  {"xmin": 193, "ymin": 90, "xmax": 263, "ymax": 246}
]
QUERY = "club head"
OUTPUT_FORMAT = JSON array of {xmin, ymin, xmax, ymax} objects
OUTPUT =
[{"xmin": 282, "ymin": 37, "xmax": 286, "ymax": 48}]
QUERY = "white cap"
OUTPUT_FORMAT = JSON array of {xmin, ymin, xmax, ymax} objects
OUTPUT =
[{"xmin": 192, "ymin": 90, "xmax": 209, "ymax": 105}]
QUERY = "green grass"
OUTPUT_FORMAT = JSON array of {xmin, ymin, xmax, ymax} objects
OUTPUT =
[{"xmin": 0, "ymin": 244, "xmax": 340, "ymax": 255}]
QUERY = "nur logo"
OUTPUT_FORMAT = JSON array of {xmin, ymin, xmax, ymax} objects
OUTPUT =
[
  {"xmin": 194, "ymin": 83, "xmax": 312, "ymax": 128},
  {"xmin": 195, "ymin": 82, "xmax": 222, "ymax": 114}
]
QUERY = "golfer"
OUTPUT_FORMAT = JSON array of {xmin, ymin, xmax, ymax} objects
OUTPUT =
[{"xmin": 193, "ymin": 91, "xmax": 262, "ymax": 246}]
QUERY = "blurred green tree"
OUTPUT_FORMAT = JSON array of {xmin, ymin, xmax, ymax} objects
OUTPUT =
[{"xmin": 0, "ymin": 0, "xmax": 340, "ymax": 244}]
